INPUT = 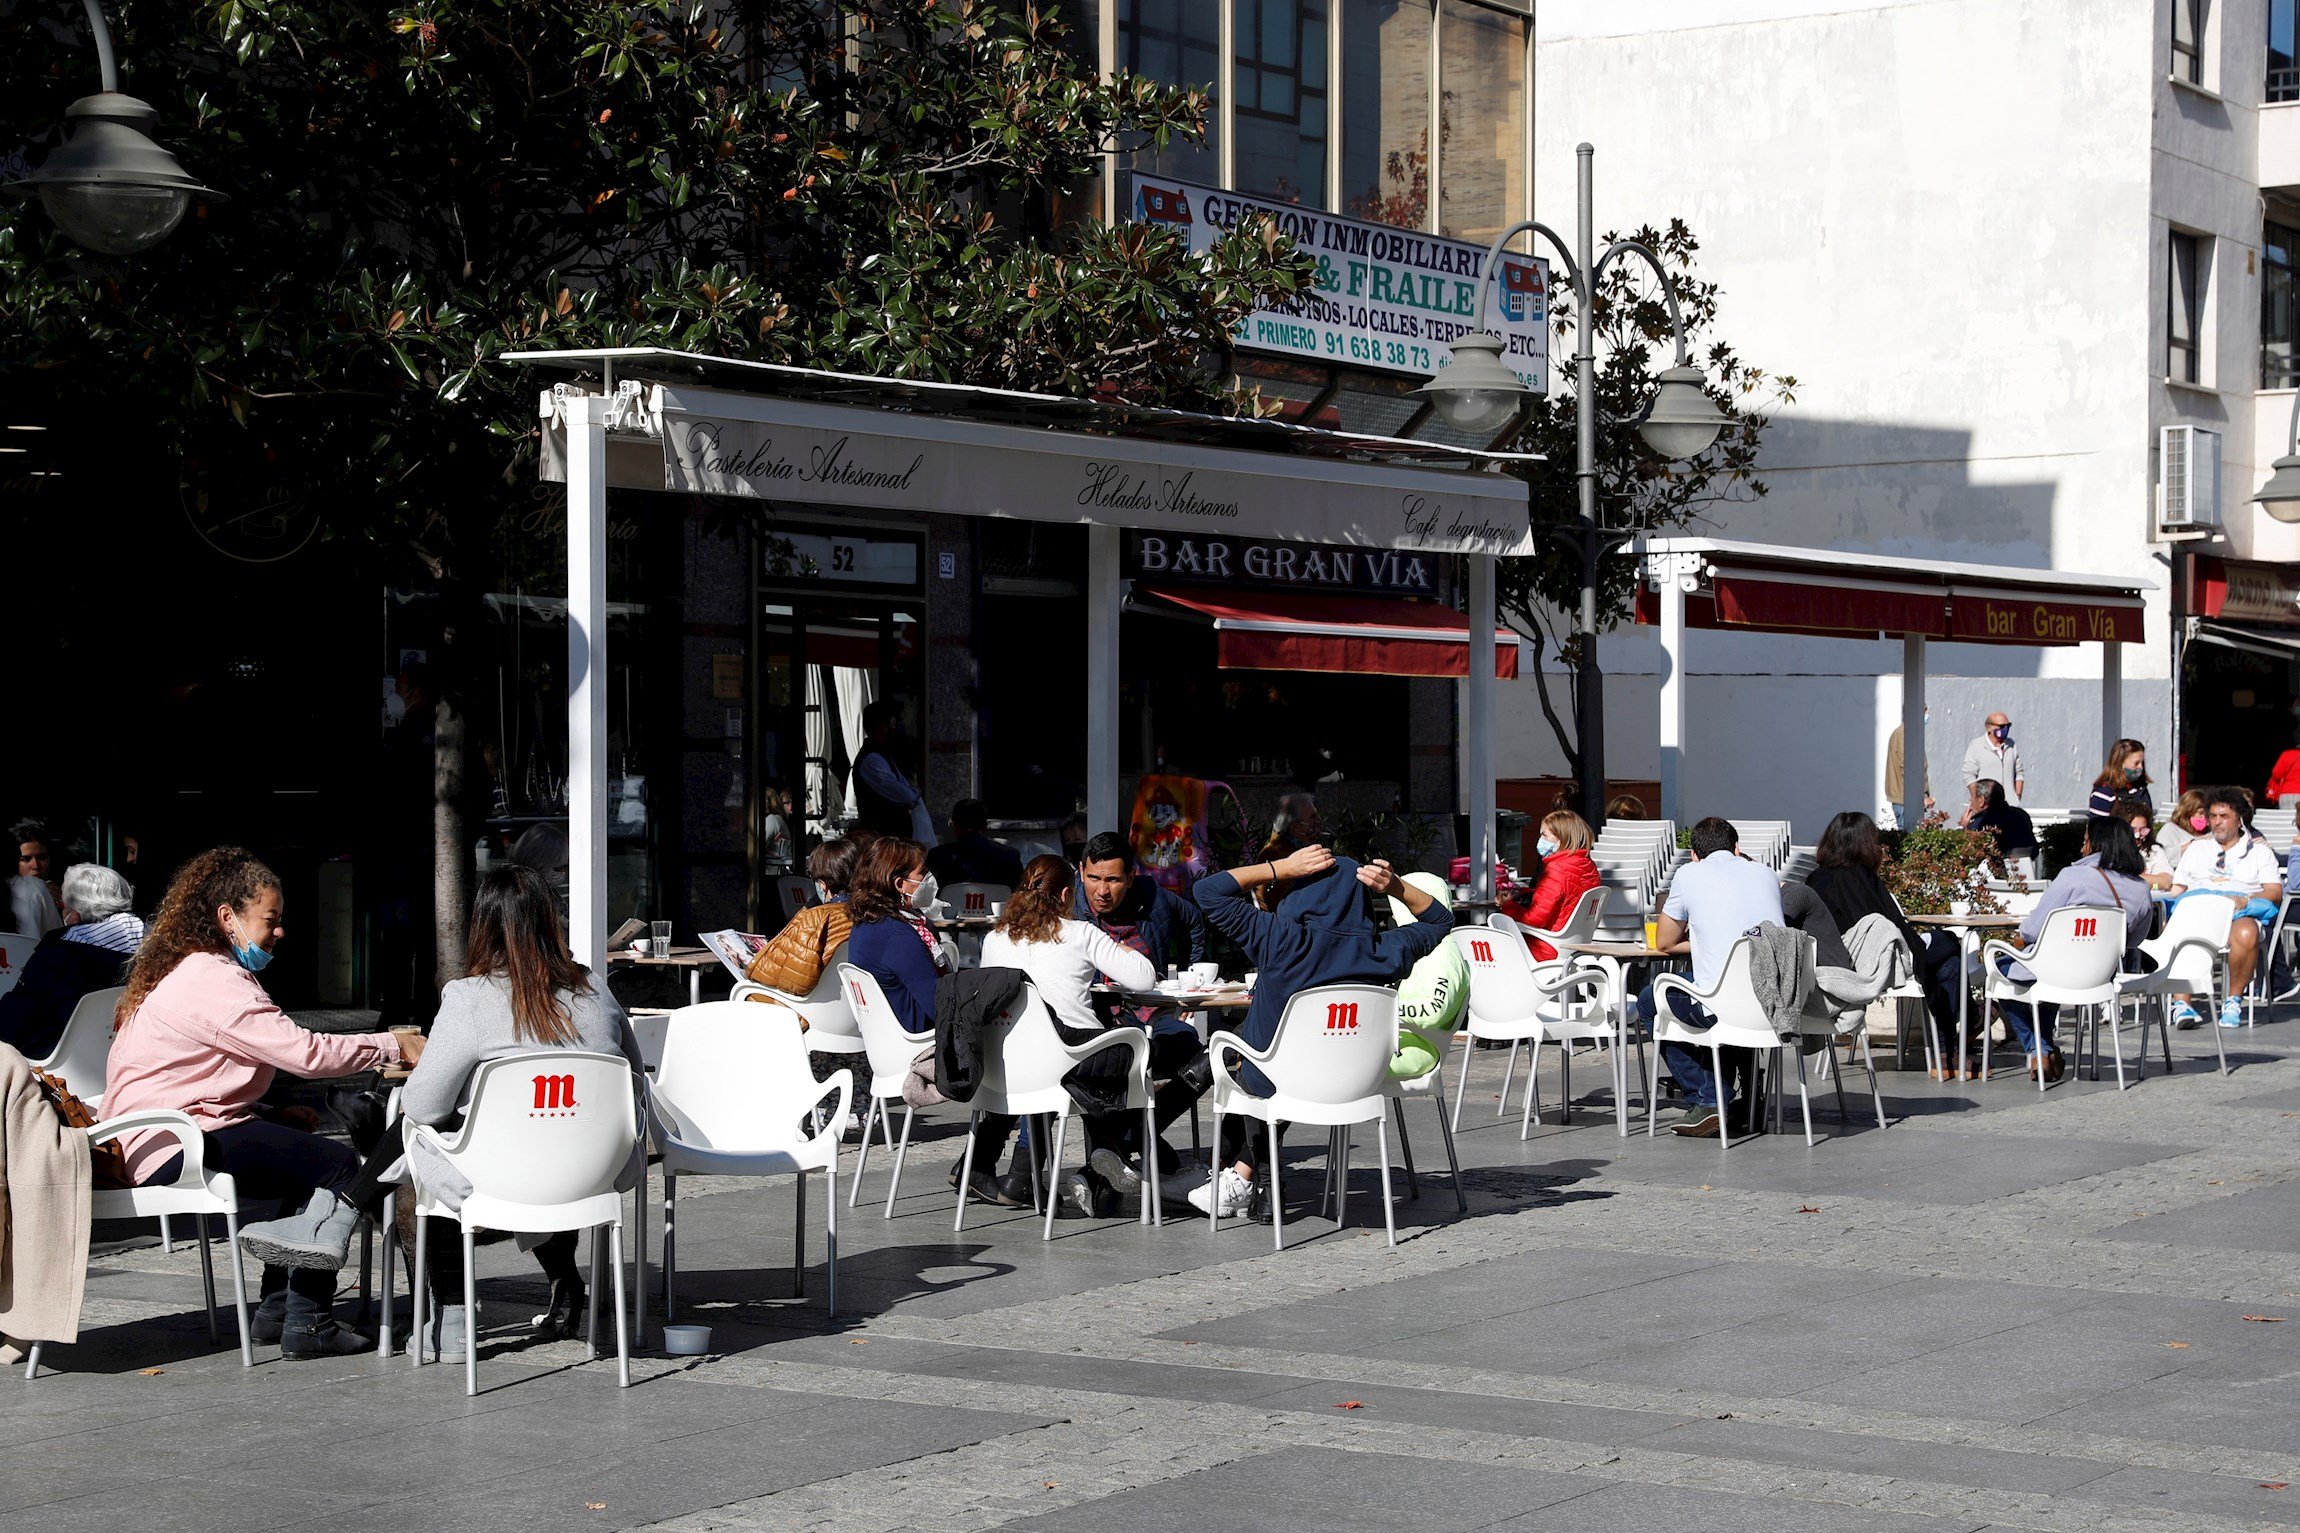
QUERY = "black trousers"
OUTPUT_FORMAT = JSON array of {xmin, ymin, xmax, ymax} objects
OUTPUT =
[
  {"xmin": 142, "ymin": 1120, "xmax": 358, "ymax": 1302},
  {"xmin": 343, "ymin": 1132, "xmax": 581, "ymax": 1296}
]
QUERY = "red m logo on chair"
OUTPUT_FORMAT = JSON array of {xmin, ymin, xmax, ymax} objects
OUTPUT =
[
  {"xmin": 532, "ymin": 1074, "xmax": 578, "ymax": 1112},
  {"xmin": 1468, "ymin": 939, "xmax": 1494, "ymax": 964},
  {"xmin": 1325, "ymin": 1001, "xmax": 1360, "ymax": 1030},
  {"xmin": 2073, "ymin": 916, "xmax": 2099, "ymax": 939},
  {"xmin": 964, "ymin": 892, "xmax": 988, "ymax": 913}
]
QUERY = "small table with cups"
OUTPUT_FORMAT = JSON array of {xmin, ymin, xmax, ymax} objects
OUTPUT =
[
  {"xmin": 608, "ymin": 943, "xmax": 720, "ymax": 1006},
  {"xmin": 1907, "ymin": 911, "xmax": 2024, "ymax": 1079}
]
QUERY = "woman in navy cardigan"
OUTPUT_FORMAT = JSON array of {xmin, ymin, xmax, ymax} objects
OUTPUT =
[{"xmin": 843, "ymin": 836, "xmax": 947, "ymax": 1035}]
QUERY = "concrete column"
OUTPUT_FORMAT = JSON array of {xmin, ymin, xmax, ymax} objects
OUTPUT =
[
  {"xmin": 1466, "ymin": 555, "xmax": 1497, "ymax": 897},
  {"xmin": 566, "ymin": 395, "xmax": 611, "ymax": 973},
  {"xmin": 1657, "ymin": 567, "xmax": 1685, "ymax": 825},
  {"xmin": 1087, "ymin": 524, "xmax": 1122, "ymax": 834},
  {"xmin": 1902, "ymin": 634, "xmax": 1928, "ymax": 833},
  {"xmin": 2102, "ymin": 640, "xmax": 2123, "ymax": 760}
]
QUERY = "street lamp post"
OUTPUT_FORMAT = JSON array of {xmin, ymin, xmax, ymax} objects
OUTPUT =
[
  {"xmin": 4, "ymin": 0, "xmax": 223, "ymax": 254},
  {"xmin": 2256, "ymin": 388, "xmax": 2300, "ymax": 517},
  {"xmin": 1418, "ymin": 142, "xmax": 1727, "ymax": 827}
]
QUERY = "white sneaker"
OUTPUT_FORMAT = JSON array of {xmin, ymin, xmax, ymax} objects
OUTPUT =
[
  {"xmin": 2171, "ymin": 1002, "xmax": 2203, "ymax": 1030},
  {"xmin": 1188, "ymin": 1167, "xmax": 1253, "ymax": 1219}
]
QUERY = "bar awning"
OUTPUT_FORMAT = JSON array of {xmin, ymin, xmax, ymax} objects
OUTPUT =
[
  {"xmin": 2190, "ymin": 620, "xmax": 2300, "ymax": 660},
  {"xmin": 1632, "ymin": 537, "xmax": 2150, "ymax": 646},
  {"xmin": 1137, "ymin": 585, "xmax": 1519, "ymax": 678}
]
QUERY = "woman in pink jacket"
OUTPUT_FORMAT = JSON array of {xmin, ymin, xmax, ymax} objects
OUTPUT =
[{"xmin": 104, "ymin": 846, "xmax": 422, "ymax": 1359}]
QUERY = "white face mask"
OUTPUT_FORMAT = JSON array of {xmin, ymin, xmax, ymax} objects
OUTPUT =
[
  {"xmin": 1535, "ymin": 836, "xmax": 1560, "ymax": 857},
  {"xmin": 909, "ymin": 872, "xmax": 940, "ymax": 911}
]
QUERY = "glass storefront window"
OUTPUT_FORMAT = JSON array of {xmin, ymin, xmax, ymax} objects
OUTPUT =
[
  {"xmin": 1119, "ymin": 0, "xmax": 1221, "ymax": 213},
  {"xmin": 1233, "ymin": 0, "xmax": 1329, "ymax": 205},
  {"xmin": 1340, "ymin": 0, "xmax": 1431, "ymax": 229},
  {"xmin": 1437, "ymin": 0, "xmax": 1526, "ymax": 247},
  {"xmin": 2266, "ymin": 218, "xmax": 2299, "ymax": 389}
]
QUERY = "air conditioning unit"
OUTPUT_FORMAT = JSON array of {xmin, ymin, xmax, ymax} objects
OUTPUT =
[{"xmin": 2157, "ymin": 423, "xmax": 2222, "ymax": 535}]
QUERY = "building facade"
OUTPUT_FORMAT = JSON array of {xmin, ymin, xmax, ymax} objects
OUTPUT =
[{"xmin": 1521, "ymin": 0, "xmax": 2300, "ymax": 832}]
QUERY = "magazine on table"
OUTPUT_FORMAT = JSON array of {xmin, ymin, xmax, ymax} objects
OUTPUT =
[{"xmin": 698, "ymin": 928, "xmax": 769, "ymax": 981}]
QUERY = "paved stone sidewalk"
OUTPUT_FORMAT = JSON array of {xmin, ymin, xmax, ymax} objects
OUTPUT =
[{"xmin": 9, "ymin": 1015, "xmax": 2300, "ymax": 1533}]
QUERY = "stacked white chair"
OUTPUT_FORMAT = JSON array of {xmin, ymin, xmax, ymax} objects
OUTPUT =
[
  {"xmin": 1779, "ymin": 847, "xmax": 1820, "ymax": 885},
  {"xmin": 1731, "ymin": 820, "xmax": 1793, "ymax": 870},
  {"xmin": 951, "ymin": 984, "xmax": 1158, "ymax": 1239},
  {"xmin": 836, "ymin": 963, "xmax": 935, "ymax": 1216},
  {"xmin": 2120, "ymin": 896, "xmax": 2233, "ymax": 1078},
  {"xmin": 1646, "ymin": 934, "xmax": 1818, "ymax": 1149},
  {"xmin": 1591, "ymin": 819, "xmax": 1676, "ymax": 941},
  {"xmin": 2254, "ymin": 808, "xmax": 2297, "ymax": 844},
  {"xmin": 1451, "ymin": 924, "xmax": 1625, "ymax": 1135},
  {"xmin": 1980, "ymin": 905, "xmax": 2125, "ymax": 1091},
  {"xmin": 407, "ymin": 1049, "xmax": 639, "ymax": 1395},
  {"xmin": 649, "ymin": 1002, "xmax": 851, "ymax": 1329},
  {"xmin": 1208, "ymin": 984, "xmax": 1401, "ymax": 1249}
]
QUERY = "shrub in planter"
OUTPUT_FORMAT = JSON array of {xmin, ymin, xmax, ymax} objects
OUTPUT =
[{"xmin": 1879, "ymin": 814, "xmax": 2009, "ymax": 916}]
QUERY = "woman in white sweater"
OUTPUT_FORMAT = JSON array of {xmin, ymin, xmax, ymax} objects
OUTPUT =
[{"xmin": 982, "ymin": 855, "xmax": 1211, "ymax": 1214}]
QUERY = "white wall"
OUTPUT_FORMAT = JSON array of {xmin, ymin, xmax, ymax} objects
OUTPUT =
[{"xmin": 1525, "ymin": 0, "xmax": 2202, "ymax": 826}]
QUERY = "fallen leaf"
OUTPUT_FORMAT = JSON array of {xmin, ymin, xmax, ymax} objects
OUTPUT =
[
  {"xmin": 2165, "ymin": 1341, "xmax": 2192, "ymax": 1349},
  {"xmin": 585, "ymin": 1503, "xmax": 607, "ymax": 1512},
  {"xmin": 138, "ymin": 1367, "xmax": 164, "ymax": 1377},
  {"xmin": 2263, "ymin": 1483, "xmax": 2289, "ymax": 1491},
  {"xmin": 1796, "ymin": 1205, "xmax": 1821, "ymax": 1214},
  {"xmin": 1181, "ymin": 1340, "xmax": 1200, "ymax": 1346},
  {"xmin": 1042, "ymin": 1481, "xmax": 1058, "ymax": 1489},
  {"xmin": 848, "ymin": 1338, "xmax": 870, "ymax": 1344},
  {"xmin": 1697, "ymin": 1184, "xmax": 1712, "ymax": 1192},
  {"xmin": 1334, "ymin": 1400, "xmax": 1366, "ymax": 1410},
  {"xmin": 2244, "ymin": 1316, "xmax": 2288, "ymax": 1323},
  {"xmin": 2209, "ymin": 1180, "xmax": 2225, "ymax": 1186}
]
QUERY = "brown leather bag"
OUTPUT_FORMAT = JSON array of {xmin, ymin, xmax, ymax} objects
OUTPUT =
[{"xmin": 29, "ymin": 1065, "xmax": 130, "ymax": 1189}]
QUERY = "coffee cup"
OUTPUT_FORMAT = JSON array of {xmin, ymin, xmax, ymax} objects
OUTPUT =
[{"xmin": 1189, "ymin": 962, "xmax": 1220, "ymax": 986}]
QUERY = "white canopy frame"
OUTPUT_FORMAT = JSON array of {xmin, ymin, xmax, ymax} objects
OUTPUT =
[
  {"xmin": 1636, "ymin": 537, "xmax": 2155, "ymax": 831},
  {"xmin": 513, "ymin": 349, "xmax": 1536, "ymax": 967}
]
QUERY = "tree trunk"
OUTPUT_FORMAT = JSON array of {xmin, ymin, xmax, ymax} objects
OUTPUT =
[{"xmin": 433, "ymin": 683, "xmax": 472, "ymax": 984}]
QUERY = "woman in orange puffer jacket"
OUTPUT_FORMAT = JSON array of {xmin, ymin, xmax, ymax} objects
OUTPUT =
[{"xmin": 744, "ymin": 836, "xmax": 862, "ymax": 997}]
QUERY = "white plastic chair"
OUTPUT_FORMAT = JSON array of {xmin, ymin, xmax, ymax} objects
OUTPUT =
[
  {"xmin": 1452, "ymin": 927, "xmax": 1622, "ymax": 1136},
  {"xmin": 776, "ymin": 875, "xmax": 820, "ymax": 919},
  {"xmin": 1981, "ymin": 905, "xmax": 2124, "ymax": 1092},
  {"xmin": 0, "ymin": 932, "xmax": 35, "ymax": 1000},
  {"xmin": 1796, "ymin": 985, "xmax": 1888, "ymax": 1130},
  {"xmin": 836, "ymin": 963, "xmax": 934, "ymax": 1216},
  {"xmin": 1208, "ymin": 983, "xmax": 1400, "ymax": 1250},
  {"xmin": 27, "ymin": 1109, "xmax": 252, "ymax": 1379},
  {"xmin": 31, "ymin": 984, "xmax": 124, "ymax": 1109},
  {"xmin": 730, "ymin": 942, "xmax": 862, "ymax": 1059},
  {"xmin": 406, "ymin": 1050, "xmax": 638, "ymax": 1395},
  {"xmin": 649, "ymin": 1002, "xmax": 852, "ymax": 1329},
  {"xmin": 1646, "ymin": 935, "xmax": 1815, "ymax": 1150},
  {"xmin": 938, "ymin": 884, "xmax": 1009, "ymax": 969},
  {"xmin": 1378, "ymin": 1059, "xmax": 1466, "ymax": 1215},
  {"xmin": 2121, "ymin": 895, "xmax": 2234, "ymax": 1079},
  {"xmin": 952, "ymin": 984, "xmax": 1159, "ymax": 1239}
]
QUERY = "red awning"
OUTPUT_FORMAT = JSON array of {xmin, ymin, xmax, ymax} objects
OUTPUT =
[{"xmin": 1138, "ymin": 586, "xmax": 1518, "ymax": 678}]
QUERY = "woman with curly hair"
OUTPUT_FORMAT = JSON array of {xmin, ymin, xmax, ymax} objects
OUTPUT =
[{"xmin": 103, "ymin": 847, "xmax": 421, "ymax": 1359}]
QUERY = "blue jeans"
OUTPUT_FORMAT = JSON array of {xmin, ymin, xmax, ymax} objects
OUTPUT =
[{"xmin": 1636, "ymin": 983, "xmax": 1753, "ymax": 1109}]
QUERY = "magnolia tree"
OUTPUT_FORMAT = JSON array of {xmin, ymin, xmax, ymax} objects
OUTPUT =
[
  {"xmin": 1493, "ymin": 221, "xmax": 1796, "ymax": 791},
  {"xmin": 1, "ymin": 0, "xmax": 1314, "ymax": 979}
]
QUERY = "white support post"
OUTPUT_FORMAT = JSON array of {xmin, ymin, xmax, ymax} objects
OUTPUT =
[
  {"xmin": 567, "ymin": 395, "xmax": 611, "ymax": 974},
  {"xmin": 2101, "ymin": 640, "xmax": 2123, "ymax": 761},
  {"xmin": 1087, "ymin": 524, "xmax": 1122, "ymax": 835},
  {"xmin": 1902, "ymin": 634, "xmax": 1927, "ymax": 833},
  {"xmin": 1656, "ymin": 566, "xmax": 1685, "ymax": 826},
  {"xmin": 1466, "ymin": 555, "xmax": 1498, "ymax": 899}
]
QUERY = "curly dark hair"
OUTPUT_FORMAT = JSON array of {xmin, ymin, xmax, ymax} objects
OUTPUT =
[{"xmin": 117, "ymin": 847, "xmax": 281, "ymax": 1028}]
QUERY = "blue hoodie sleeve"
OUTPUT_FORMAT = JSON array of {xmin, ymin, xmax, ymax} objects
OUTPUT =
[
  {"xmin": 1194, "ymin": 868, "xmax": 1278, "ymax": 959},
  {"xmin": 1162, "ymin": 886, "xmax": 1210, "ymax": 964},
  {"xmin": 1374, "ymin": 894, "xmax": 1454, "ymax": 975}
]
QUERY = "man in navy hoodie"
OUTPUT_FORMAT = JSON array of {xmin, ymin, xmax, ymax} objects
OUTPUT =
[{"xmin": 1191, "ymin": 844, "xmax": 1450, "ymax": 1221}]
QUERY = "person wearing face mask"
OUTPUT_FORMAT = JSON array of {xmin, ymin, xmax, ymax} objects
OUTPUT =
[
  {"xmin": 2087, "ymin": 739, "xmax": 2152, "ymax": 819},
  {"xmin": 101, "ymin": 847, "xmax": 422, "ymax": 1359},
  {"xmin": 2114, "ymin": 795, "xmax": 2177, "ymax": 892},
  {"xmin": 1511, "ymin": 811, "xmax": 1601, "ymax": 961},
  {"xmin": 2156, "ymin": 789, "xmax": 2211, "ymax": 866},
  {"xmin": 1960, "ymin": 711, "xmax": 2025, "ymax": 806},
  {"xmin": 843, "ymin": 836, "xmax": 950, "ymax": 1035}
]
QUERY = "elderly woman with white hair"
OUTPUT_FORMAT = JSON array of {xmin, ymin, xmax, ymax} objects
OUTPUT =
[{"xmin": 0, "ymin": 863, "xmax": 144, "ymax": 1060}]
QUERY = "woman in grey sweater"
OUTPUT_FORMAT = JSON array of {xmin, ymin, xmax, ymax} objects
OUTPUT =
[{"xmin": 345, "ymin": 864, "xmax": 644, "ymax": 1351}]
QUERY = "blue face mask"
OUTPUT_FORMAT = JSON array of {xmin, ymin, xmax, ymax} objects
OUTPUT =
[
  {"xmin": 228, "ymin": 914, "xmax": 272, "ymax": 974},
  {"xmin": 1536, "ymin": 836, "xmax": 1560, "ymax": 857}
]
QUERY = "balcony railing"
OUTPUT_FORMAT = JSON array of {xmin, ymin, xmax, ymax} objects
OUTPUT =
[{"xmin": 2272, "ymin": 64, "xmax": 2300, "ymax": 103}]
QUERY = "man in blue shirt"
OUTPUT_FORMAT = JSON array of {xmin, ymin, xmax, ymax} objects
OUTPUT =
[{"xmin": 849, "ymin": 702, "xmax": 923, "ymax": 839}]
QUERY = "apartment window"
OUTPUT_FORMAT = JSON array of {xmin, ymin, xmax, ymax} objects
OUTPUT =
[
  {"xmin": 2169, "ymin": 230, "xmax": 2205, "ymax": 384},
  {"xmin": 1233, "ymin": 0, "xmax": 1330, "ymax": 205},
  {"xmin": 2172, "ymin": 0, "xmax": 2206, "ymax": 84},
  {"xmin": 2269, "ymin": 222, "xmax": 2300, "ymax": 388},
  {"xmin": 1339, "ymin": 0, "xmax": 1431, "ymax": 228},
  {"xmin": 1117, "ymin": 0, "xmax": 1221, "ymax": 212},
  {"xmin": 2273, "ymin": 0, "xmax": 2298, "ymax": 101},
  {"xmin": 1436, "ymin": 0, "xmax": 1527, "ymax": 246}
]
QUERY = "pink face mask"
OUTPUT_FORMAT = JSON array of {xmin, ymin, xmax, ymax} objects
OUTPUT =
[{"xmin": 2190, "ymin": 814, "xmax": 2208, "ymax": 833}]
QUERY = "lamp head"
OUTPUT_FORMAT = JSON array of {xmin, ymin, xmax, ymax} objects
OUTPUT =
[
  {"xmin": 7, "ymin": 93, "xmax": 224, "ymax": 255},
  {"xmin": 1416, "ymin": 332, "xmax": 1528, "ymax": 433},
  {"xmin": 1637, "ymin": 364, "xmax": 1729, "ymax": 461},
  {"xmin": 2256, "ymin": 454, "xmax": 2300, "ymax": 521}
]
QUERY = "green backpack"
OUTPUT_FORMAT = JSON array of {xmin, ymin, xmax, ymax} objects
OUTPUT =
[{"xmin": 1388, "ymin": 872, "xmax": 1466, "ymax": 1079}]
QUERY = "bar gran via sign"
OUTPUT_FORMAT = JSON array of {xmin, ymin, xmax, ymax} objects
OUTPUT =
[{"xmin": 1131, "ymin": 176, "xmax": 1549, "ymax": 388}]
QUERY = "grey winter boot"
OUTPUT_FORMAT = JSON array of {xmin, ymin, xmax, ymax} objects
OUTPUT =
[{"xmin": 239, "ymin": 1188, "xmax": 362, "ymax": 1272}]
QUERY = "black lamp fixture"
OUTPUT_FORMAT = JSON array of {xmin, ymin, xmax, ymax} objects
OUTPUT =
[{"xmin": 5, "ymin": 0, "xmax": 223, "ymax": 254}]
